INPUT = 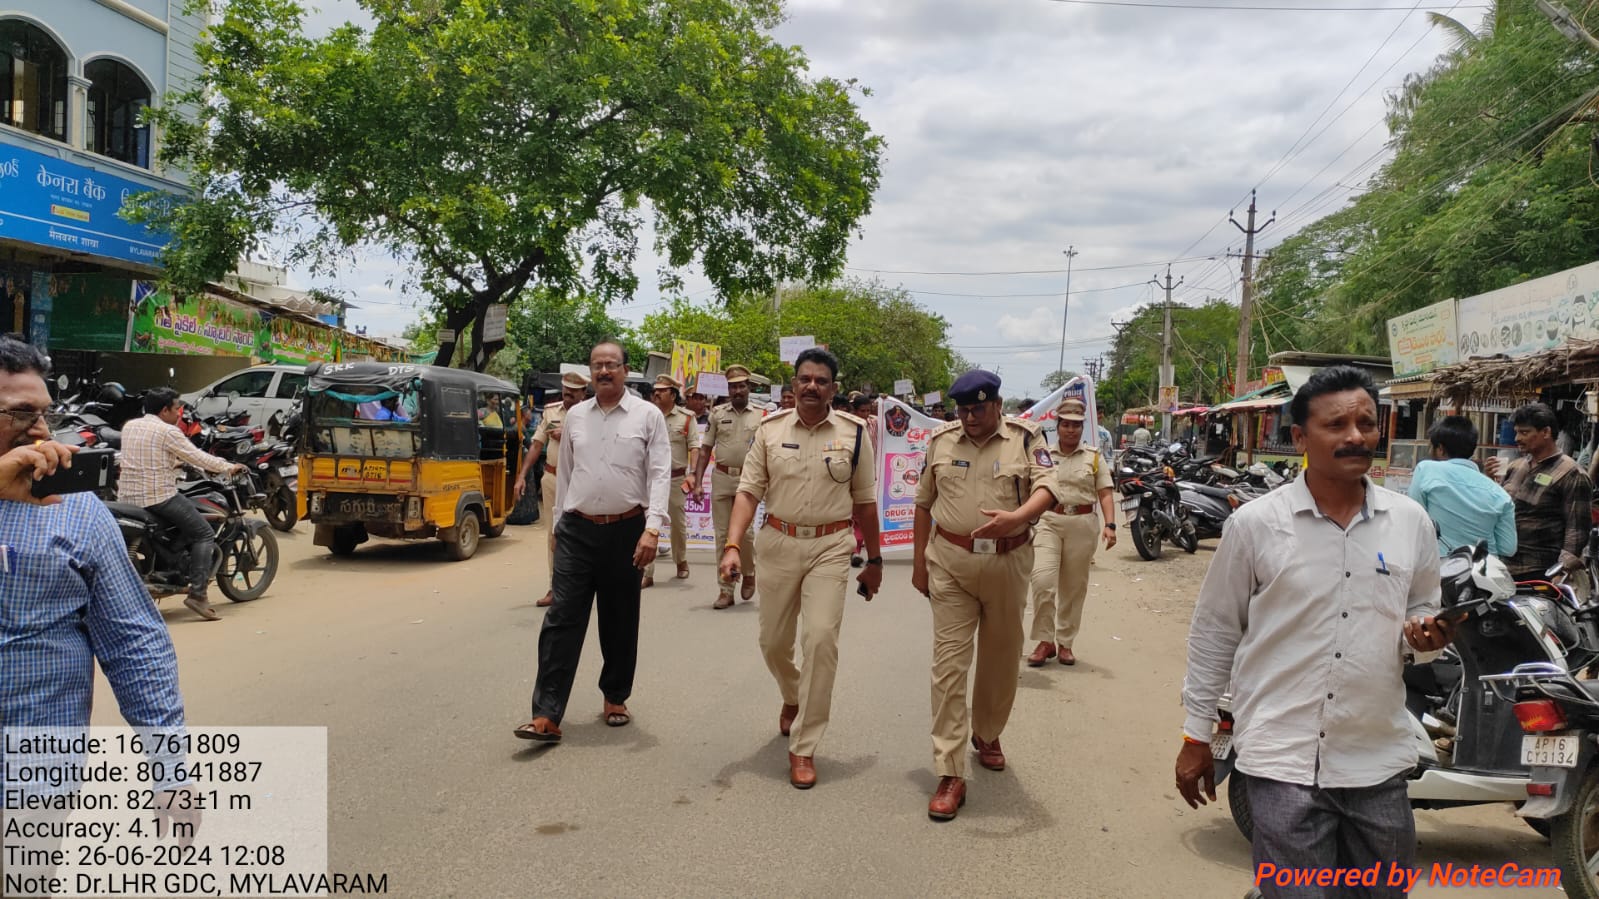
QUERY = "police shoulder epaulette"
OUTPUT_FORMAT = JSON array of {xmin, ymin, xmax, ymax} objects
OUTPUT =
[
  {"xmin": 834, "ymin": 410, "xmax": 866, "ymax": 426},
  {"xmin": 544, "ymin": 401, "xmax": 562, "ymax": 411},
  {"xmin": 1007, "ymin": 417, "xmax": 1043, "ymax": 435},
  {"xmin": 930, "ymin": 420, "xmax": 964, "ymax": 440},
  {"xmin": 759, "ymin": 409, "xmax": 797, "ymax": 426}
]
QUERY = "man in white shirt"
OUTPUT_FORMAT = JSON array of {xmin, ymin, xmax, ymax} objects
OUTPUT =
[
  {"xmin": 118, "ymin": 388, "xmax": 244, "ymax": 621},
  {"xmin": 514, "ymin": 342, "xmax": 671, "ymax": 744},
  {"xmin": 1174, "ymin": 366, "xmax": 1456, "ymax": 899}
]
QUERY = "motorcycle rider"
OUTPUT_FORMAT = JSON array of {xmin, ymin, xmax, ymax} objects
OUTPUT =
[{"xmin": 118, "ymin": 388, "xmax": 244, "ymax": 621}]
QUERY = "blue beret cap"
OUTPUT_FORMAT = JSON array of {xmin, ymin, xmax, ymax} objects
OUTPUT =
[{"xmin": 949, "ymin": 370, "xmax": 1002, "ymax": 405}]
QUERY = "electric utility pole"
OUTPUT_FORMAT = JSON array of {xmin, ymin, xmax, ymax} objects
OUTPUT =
[
  {"xmin": 1229, "ymin": 191, "xmax": 1275, "ymax": 398},
  {"xmin": 1151, "ymin": 264, "xmax": 1182, "ymax": 438},
  {"xmin": 1057, "ymin": 246, "xmax": 1078, "ymax": 376}
]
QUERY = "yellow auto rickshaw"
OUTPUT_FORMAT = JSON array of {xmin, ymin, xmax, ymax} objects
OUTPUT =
[{"xmin": 296, "ymin": 362, "xmax": 521, "ymax": 560}]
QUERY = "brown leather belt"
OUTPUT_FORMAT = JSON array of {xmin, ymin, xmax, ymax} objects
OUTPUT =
[
  {"xmin": 671, "ymin": 467, "xmax": 687, "ymax": 478},
  {"xmin": 936, "ymin": 526, "xmax": 1031, "ymax": 555},
  {"xmin": 1052, "ymin": 503, "xmax": 1095, "ymax": 515},
  {"xmin": 765, "ymin": 514, "xmax": 852, "ymax": 539},
  {"xmin": 544, "ymin": 463, "xmax": 557, "ymax": 475},
  {"xmin": 570, "ymin": 506, "xmax": 644, "ymax": 525},
  {"xmin": 715, "ymin": 462, "xmax": 743, "ymax": 477}
]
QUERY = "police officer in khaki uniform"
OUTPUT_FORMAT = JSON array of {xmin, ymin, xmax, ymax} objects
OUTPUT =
[
  {"xmin": 719, "ymin": 347, "xmax": 880, "ymax": 790},
  {"xmin": 515, "ymin": 370, "xmax": 590, "ymax": 607},
  {"xmin": 691, "ymin": 364, "xmax": 765, "ymax": 609},
  {"xmin": 645, "ymin": 374, "xmax": 699, "ymax": 588},
  {"xmin": 912, "ymin": 370, "xmax": 1063, "ymax": 821},
  {"xmin": 1026, "ymin": 398, "xmax": 1117, "ymax": 668}
]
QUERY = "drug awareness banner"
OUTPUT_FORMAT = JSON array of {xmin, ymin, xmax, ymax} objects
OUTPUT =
[
  {"xmin": 875, "ymin": 399, "xmax": 946, "ymax": 552},
  {"xmin": 1015, "ymin": 376, "xmax": 1100, "ymax": 448}
]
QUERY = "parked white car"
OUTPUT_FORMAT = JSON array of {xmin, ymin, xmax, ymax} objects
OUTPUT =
[{"xmin": 182, "ymin": 364, "xmax": 307, "ymax": 436}]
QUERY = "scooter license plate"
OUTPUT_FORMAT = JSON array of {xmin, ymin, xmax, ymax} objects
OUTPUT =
[
  {"xmin": 1210, "ymin": 733, "xmax": 1232, "ymax": 760},
  {"xmin": 1522, "ymin": 735, "xmax": 1579, "ymax": 768},
  {"xmin": 1120, "ymin": 497, "xmax": 1140, "ymax": 513},
  {"xmin": 277, "ymin": 465, "xmax": 298, "ymax": 477}
]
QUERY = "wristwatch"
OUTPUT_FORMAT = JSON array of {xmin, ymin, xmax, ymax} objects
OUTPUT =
[
  {"xmin": 866, "ymin": 557, "xmax": 884, "ymax": 566},
  {"xmin": 644, "ymin": 527, "xmax": 660, "ymax": 537},
  {"xmin": 1105, "ymin": 522, "xmax": 1117, "ymax": 531}
]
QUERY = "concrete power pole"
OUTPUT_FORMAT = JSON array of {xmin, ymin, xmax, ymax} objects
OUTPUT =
[
  {"xmin": 1229, "ymin": 191, "xmax": 1275, "ymax": 398},
  {"xmin": 1057, "ymin": 246, "xmax": 1078, "ymax": 377},
  {"xmin": 1150, "ymin": 264, "xmax": 1182, "ymax": 438}
]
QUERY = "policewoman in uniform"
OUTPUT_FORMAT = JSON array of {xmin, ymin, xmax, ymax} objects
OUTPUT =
[
  {"xmin": 912, "ymin": 370, "xmax": 1062, "ymax": 820},
  {"xmin": 1026, "ymin": 398, "xmax": 1117, "ymax": 668},
  {"xmin": 645, "ymin": 374, "xmax": 698, "ymax": 588},
  {"xmin": 515, "ymin": 370, "xmax": 590, "ymax": 607},
  {"xmin": 718, "ymin": 347, "xmax": 881, "ymax": 790},
  {"xmin": 691, "ymin": 364, "xmax": 765, "ymax": 609}
]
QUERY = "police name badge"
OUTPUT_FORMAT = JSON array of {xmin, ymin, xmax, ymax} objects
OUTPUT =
[{"xmin": 1535, "ymin": 472, "xmax": 1555, "ymax": 486}]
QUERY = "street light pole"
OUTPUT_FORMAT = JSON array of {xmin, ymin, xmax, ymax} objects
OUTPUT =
[{"xmin": 1058, "ymin": 246, "xmax": 1078, "ymax": 377}]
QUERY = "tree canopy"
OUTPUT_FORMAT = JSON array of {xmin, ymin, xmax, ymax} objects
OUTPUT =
[
  {"xmin": 1253, "ymin": 0, "xmax": 1599, "ymax": 356},
  {"xmin": 1098, "ymin": 299, "xmax": 1239, "ymax": 414},
  {"xmin": 136, "ymin": 0, "xmax": 883, "ymax": 370},
  {"xmin": 634, "ymin": 281, "xmax": 965, "ymax": 394}
]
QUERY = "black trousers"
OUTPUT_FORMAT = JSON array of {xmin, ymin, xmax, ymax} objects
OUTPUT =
[
  {"xmin": 531, "ymin": 513, "xmax": 645, "ymax": 723},
  {"xmin": 148, "ymin": 493, "xmax": 216, "ymax": 595}
]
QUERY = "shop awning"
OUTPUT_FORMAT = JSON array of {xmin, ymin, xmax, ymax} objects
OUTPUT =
[
  {"xmin": 1212, "ymin": 383, "xmax": 1291, "ymax": 413},
  {"xmin": 1379, "ymin": 373, "xmax": 1436, "ymax": 401}
]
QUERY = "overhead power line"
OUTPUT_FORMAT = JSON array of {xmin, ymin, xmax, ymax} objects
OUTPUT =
[
  {"xmin": 846, "ymin": 255, "xmax": 1214, "ymax": 277},
  {"xmin": 1044, "ymin": 0, "xmax": 1488, "ymax": 9}
]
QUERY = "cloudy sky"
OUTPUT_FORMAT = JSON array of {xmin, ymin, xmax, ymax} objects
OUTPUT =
[{"xmin": 293, "ymin": 0, "xmax": 1473, "ymax": 398}]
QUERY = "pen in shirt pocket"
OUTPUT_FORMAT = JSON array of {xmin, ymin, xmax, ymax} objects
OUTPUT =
[
  {"xmin": 1376, "ymin": 552, "xmax": 1390, "ymax": 576},
  {"xmin": 1, "ymin": 544, "xmax": 11, "ymax": 573}
]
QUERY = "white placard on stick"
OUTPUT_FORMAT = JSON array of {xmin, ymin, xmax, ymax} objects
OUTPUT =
[
  {"xmin": 893, "ymin": 379, "xmax": 914, "ymax": 396},
  {"xmin": 923, "ymin": 391, "xmax": 942, "ymax": 405},
  {"xmin": 779, "ymin": 335, "xmax": 816, "ymax": 364},
  {"xmin": 696, "ymin": 372, "xmax": 729, "ymax": 397}
]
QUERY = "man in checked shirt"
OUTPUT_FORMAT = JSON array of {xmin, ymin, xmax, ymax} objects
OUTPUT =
[
  {"xmin": 118, "ymin": 387, "xmax": 244, "ymax": 620},
  {"xmin": 0, "ymin": 337, "xmax": 199, "ymax": 883}
]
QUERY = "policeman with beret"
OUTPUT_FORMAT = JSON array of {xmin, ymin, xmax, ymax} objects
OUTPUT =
[{"xmin": 912, "ymin": 369, "xmax": 1063, "ymax": 821}]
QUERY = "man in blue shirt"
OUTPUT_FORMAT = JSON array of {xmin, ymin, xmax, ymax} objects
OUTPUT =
[
  {"xmin": 0, "ymin": 337, "xmax": 197, "ymax": 881},
  {"xmin": 1407, "ymin": 416, "xmax": 1517, "ymax": 557}
]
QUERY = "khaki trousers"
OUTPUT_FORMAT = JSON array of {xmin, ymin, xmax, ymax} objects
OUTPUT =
[
  {"xmin": 711, "ymin": 469, "xmax": 755, "ymax": 591},
  {"xmin": 927, "ymin": 535, "xmax": 1032, "ymax": 778},
  {"xmin": 540, "ymin": 470, "xmax": 557, "ymax": 583},
  {"xmin": 756, "ymin": 526, "xmax": 852, "ymax": 757},
  {"xmin": 1029, "ymin": 512, "xmax": 1099, "ymax": 648},
  {"xmin": 648, "ymin": 487, "xmax": 688, "ymax": 578}
]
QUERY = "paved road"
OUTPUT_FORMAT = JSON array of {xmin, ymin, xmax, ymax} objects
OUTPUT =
[{"xmin": 94, "ymin": 521, "xmax": 1562, "ymax": 897}]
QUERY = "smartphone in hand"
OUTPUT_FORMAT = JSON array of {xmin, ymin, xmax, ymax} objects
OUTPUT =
[{"xmin": 31, "ymin": 447, "xmax": 115, "ymax": 499}]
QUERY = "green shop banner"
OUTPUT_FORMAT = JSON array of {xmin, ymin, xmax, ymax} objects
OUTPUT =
[
  {"xmin": 266, "ymin": 315, "xmax": 336, "ymax": 365},
  {"xmin": 48, "ymin": 273, "xmax": 136, "ymax": 352},
  {"xmin": 130, "ymin": 282, "xmax": 261, "ymax": 357}
]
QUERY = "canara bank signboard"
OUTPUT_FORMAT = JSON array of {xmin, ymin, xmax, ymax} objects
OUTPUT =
[
  {"xmin": 0, "ymin": 139, "xmax": 179, "ymax": 267},
  {"xmin": 1387, "ymin": 298, "xmax": 1459, "ymax": 378}
]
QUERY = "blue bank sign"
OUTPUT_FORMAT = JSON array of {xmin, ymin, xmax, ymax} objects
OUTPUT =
[{"xmin": 0, "ymin": 139, "xmax": 179, "ymax": 267}]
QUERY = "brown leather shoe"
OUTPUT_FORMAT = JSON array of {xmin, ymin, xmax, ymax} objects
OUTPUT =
[
  {"xmin": 928, "ymin": 776, "xmax": 966, "ymax": 820},
  {"xmin": 713, "ymin": 592, "xmax": 734, "ymax": 610},
  {"xmin": 676, "ymin": 562, "xmax": 690, "ymax": 579},
  {"xmin": 1026, "ymin": 641, "xmax": 1056, "ymax": 667},
  {"xmin": 536, "ymin": 592, "xmax": 553, "ymax": 608},
  {"xmin": 1058, "ymin": 647, "xmax": 1077, "ymax": 666},
  {"xmin": 788, "ymin": 753, "xmax": 817, "ymax": 789},
  {"xmin": 741, "ymin": 576, "xmax": 756, "ymax": 601},
  {"xmin": 641, "ymin": 576, "xmax": 655, "ymax": 589},
  {"xmin": 779, "ymin": 703, "xmax": 800, "ymax": 737},
  {"xmin": 972, "ymin": 736, "xmax": 1006, "ymax": 771}
]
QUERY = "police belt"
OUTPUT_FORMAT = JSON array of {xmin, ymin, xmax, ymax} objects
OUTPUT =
[
  {"xmin": 1051, "ymin": 503, "xmax": 1095, "ymax": 516},
  {"xmin": 714, "ymin": 462, "xmax": 743, "ymax": 477},
  {"xmin": 764, "ymin": 514, "xmax": 852, "ymax": 539},
  {"xmin": 544, "ymin": 463, "xmax": 557, "ymax": 475},
  {"xmin": 936, "ymin": 526, "xmax": 1031, "ymax": 555}
]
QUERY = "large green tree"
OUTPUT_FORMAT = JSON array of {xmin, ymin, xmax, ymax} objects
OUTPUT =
[
  {"xmin": 1254, "ymin": 2, "xmax": 1599, "ymax": 355},
  {"xmin": 1098, "ymin": 299, "xmax": 1239, "ymax": 415},
  {"xmin": 634, "ymin": 281, "xmax": 964, "ymax": 394},
  {"xmin": 135, "ymin": 0, "xmax": 883, "ymax": 370}
]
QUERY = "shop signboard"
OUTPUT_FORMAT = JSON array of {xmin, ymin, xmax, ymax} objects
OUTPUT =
[
  {"xmin": 1456, "ymin": 261, "xmax": 1599, "ymax": 360},
  {"xmin": 129, "ymin": 282, "xmax": 261, "ymax": 357},
  {"xmin": 0, "ymin": 139, "xmax": 179, "ymax": 267},
  {"xmin": 1386, "ymin": 298, "xmax": 1459, "ymax": 377},
  {"xmin": 267, "ymin": 315, "xmax": 337, "ymax": 365}
]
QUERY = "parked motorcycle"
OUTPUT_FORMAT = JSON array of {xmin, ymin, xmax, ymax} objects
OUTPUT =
[
  {"xmin": 239, "ymin": 438, "xmax": 299, "ymax": 532},
  {"xmin": 1215, "ymin": 543, "xmax": 1599, "ymax": 852},
  {"xmin": 1118, "ymin": 464, "xmax": 1190, "ymax": 560},
  {"xmin": 105, "ymin": 473, "xmax": 279, "ymax": 603}
]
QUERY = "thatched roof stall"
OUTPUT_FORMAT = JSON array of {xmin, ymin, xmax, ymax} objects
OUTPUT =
[{"xmin": 1427, "ymin": 340, "xmax": 1599, "ymax": 407}]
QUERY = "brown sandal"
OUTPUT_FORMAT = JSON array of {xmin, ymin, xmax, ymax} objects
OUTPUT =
[
  {"xmin": 603, "ymin": 703, "xmax": 631, "ymax": 727},
  {"xmin": 513, "ymin": 717, "xmax": 562, "ymax": 742}
]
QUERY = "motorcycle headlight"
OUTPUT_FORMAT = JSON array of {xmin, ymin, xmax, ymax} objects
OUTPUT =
[{"xmin": 235, "ymin": 439, "xmax": 253, "ymax": 455}]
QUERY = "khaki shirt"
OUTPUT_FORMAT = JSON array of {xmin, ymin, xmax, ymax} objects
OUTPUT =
[
  {"xmin": 704, "ymin": 402, "xmax": 765, "ymax": 470},
  {"xmin": 663, "ymin": 406, "xmax": 696, "ymax": 471},
  {"xmin": 738, "ymin": 409, "xmax": 876, "ymax": 524},
  {"xmin": 532, "ymin": 403, "xmax": 570, "ymax": 471},
  {"xmin": 915, "ymin": 419, "xmax": 1063, "ymax": 534},
  {"xmin": 1050, "ymin": 444, "xmax": 1113, "ymax": 508}
]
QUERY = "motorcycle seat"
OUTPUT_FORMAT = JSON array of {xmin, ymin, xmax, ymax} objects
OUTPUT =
[
  {"xmin": 105, "ymin": 502, "xmax": 160, "ymax": 525},
  {"xmin": 1186, "ymin": 483, "xmax": 1237, "ymax": 500}
]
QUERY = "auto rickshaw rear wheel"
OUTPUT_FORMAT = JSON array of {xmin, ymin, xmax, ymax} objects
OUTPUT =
[
  {"xmin": 446, "ymin": 509, "xmax": 482, "ymax": 561},
  {"xmin": 329, "ymin": 525, "xmax": 365, "ymax": 557}
]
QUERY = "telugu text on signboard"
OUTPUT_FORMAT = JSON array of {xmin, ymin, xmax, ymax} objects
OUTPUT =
[{"xmin": 1386, "ymin": 298, "xmax": 1459, "ymax": 377}]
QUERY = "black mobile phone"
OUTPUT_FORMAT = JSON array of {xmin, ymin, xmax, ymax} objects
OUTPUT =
[
  {"xmin": 857, "ymin": 581, "xmax": 871, "ymax": 598},
  {"xmin": 31, "ymin": 447, "xmax": 116, "ymax": 499}
]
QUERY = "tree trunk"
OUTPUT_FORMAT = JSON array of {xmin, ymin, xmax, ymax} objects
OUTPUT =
[{"xmin": 433, "ymin": 290, "xmax": 509, "ymax": 373}]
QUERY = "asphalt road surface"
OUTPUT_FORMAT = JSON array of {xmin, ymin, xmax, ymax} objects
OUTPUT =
[{"xmin": 93, "ymin": 520, "xmax": 1563, "ymax": 898}]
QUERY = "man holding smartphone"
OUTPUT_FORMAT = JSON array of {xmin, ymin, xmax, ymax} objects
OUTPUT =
[{"xmin": 118, "ymin": 388, "xmax": 244, "ymax": 621}]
